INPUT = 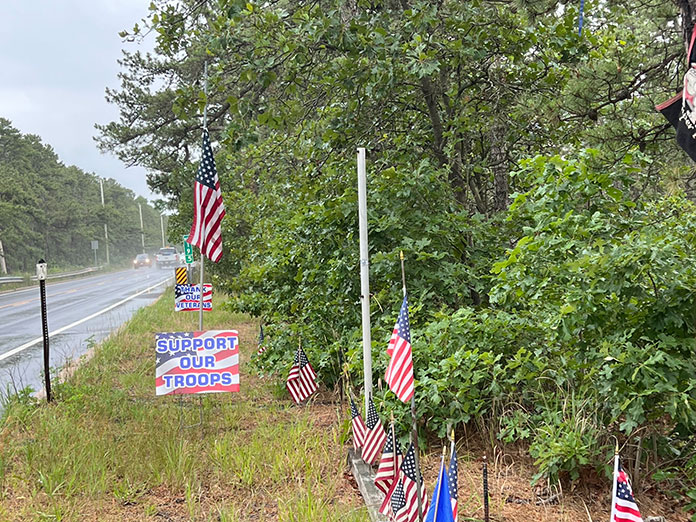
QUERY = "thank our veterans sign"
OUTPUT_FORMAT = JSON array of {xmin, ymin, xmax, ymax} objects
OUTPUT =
[
  {"xmin": 155, "ymin": 331, "xmax": 239, "ymax": 395},
  {"xmin": 174, "ymin": 284, "xmax": 212, "ymax": 312}
]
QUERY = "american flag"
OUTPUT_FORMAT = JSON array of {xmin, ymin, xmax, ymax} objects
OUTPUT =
[
  {"xmin": 612, "ymin": 457, "xmax": 643, "ymax": 522},
  {"xmin": 350, "ymin": 398, "xmax": 367, "ymax": 450},
  {"xmin": 392, "ymin": 443, "xmax": 429, "ymax": 522},
  {"xmin": 374, "ymin": 426, "xmax": 403, "ymax": 495},
  {"xmin": 155, "ymin": 331, "xmax": 239, "ymax": 395},
  {"xmin": 390, "ymin": 479, "xmax": 408, "ymax": 522},
  {"xmin": 361, "ymin": 395, "xmax": 387, "ymax": 465},
  {"xmin": 174, "ymin": 283, "xmax": 212, "ymax": 312},
  {"xmin": 257, "ymin": 325, "xmax": 267, "ymax": 355},
  {"xmin": 187, "ymin": 129, "xmax": 225, "ymax": 263},
  {"xmin": 386, "ymin": 295, "xmax": 414, "ymax": 402},
  {"xmin": 449, "ymin": 446, "xmax": 458, "ymax": 522},
  {"xmin": 286, "ymin": 346, "xmax": 317, "ymax": 404}
]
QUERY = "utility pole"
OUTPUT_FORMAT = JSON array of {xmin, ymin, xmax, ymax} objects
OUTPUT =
[
  {"xmin": 138, "ymin": 202, "xmax": 145, "ymax": 253},
  {"xmin": 160, "ymin": 214, "xmax": 166, "ymax": 248},
  {"xmin": 0, "ymin": 239, "xmax": 7, "ymax": 274},
  {"xmin": 99, "ymin": 179, "xmax": 110, "ymax": 264}
]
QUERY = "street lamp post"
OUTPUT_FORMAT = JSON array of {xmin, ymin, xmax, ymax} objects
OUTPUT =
[{"xmin": 160, "ymin": 214, "xmax": 166, "ymax": 248}]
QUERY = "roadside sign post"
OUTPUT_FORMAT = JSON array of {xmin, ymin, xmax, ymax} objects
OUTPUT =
[
  {"xmin": 182, "ymin": 235, "xmax": 193, "ymax": 283},
  {"xmin": 36, "ymin": 259, "xmax": 51, "ymax": 402},
  {"xmin": 91, "ymin": 240, "xmax": 98, "ymax": 267}
]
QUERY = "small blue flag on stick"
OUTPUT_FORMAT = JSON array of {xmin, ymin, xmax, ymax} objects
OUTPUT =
[{"xmin": 425, "ymin": 450, "xmax": 454, "ymax": 522}]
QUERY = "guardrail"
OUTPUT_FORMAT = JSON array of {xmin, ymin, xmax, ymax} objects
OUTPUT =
[
  {"xmin": 0, "ymin": 276, "xmax": 23, "ymax": 284},
  {"xmin": 0, "ymin": 266, "xmax": 103, "ymax": 285}
]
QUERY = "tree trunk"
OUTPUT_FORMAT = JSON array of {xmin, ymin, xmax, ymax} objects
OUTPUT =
[
  {"xmin": 490, "ymin": 117, "xmax": 509, "ymax": 212},
  {"xmin": 677, "ymin": 0, "xmax": 696, "ymax": 52}
]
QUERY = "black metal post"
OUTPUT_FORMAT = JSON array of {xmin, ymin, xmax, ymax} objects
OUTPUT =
[
  {"xmin": 483, "ymin": 455, "xmax": 489, "ymax": 522},
  {"xmin": 37, "ymin": 259, "xmax": 51, "ymax": 402}
]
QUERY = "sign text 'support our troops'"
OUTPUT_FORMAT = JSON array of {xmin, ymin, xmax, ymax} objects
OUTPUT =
[{"xmin": 155, "ymin": 331, "xmax": 239, "ymax": 395}]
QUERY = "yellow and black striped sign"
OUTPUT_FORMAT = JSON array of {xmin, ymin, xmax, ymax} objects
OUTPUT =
[{"xmin": 175, "ymin": 267, "xmax": 187, "ymax": 285}]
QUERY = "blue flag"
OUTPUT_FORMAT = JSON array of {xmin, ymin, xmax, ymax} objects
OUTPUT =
[{"xmin": 425, "ymin": 456, "xmax": 454, "ymax": 522}]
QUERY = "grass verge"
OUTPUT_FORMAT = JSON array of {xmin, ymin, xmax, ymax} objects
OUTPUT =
[{"xmin": 0, "ymin": 292, "xmax": 367, "ymax": 521}]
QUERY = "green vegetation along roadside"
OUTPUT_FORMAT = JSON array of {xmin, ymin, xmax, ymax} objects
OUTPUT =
[
  {"xmin": 0, "ymin": 292, "xmax": 367, "ymax": 521},
  {"xmin": 0, "ymin": 288, "xmax": 688, "ymax": 521}
]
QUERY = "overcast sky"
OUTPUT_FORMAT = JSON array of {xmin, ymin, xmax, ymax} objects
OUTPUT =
[{"xmin": 0, "ymin": 1, "xmax": 155, "ymax": 200}]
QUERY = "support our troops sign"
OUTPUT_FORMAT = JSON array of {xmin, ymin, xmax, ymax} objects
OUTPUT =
[{"xmin": 155, "ymin": 331, "xmax": 239, "ymax": 395}]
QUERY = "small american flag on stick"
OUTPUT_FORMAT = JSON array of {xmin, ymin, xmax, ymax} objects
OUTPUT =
[
  {"xmin": 392, "ymin": 443, "xmax": 429, "ymax": 522},
  {"xmin": 374, "ymin": 424, "xmax": 403, "ymax": 495},
  {"xmin": 187, "ymin": 129, "xmax": 225, "ymax": 263},
  {"xmin": 611, "ymin": 455, "xmax": 643, "ymax": 522},
  {"xmin": 286, "ymin": 345, "xmax": 317, "ymax": 404},
  {"xmin": 257, "ymin": 325, "xmax": 267, "ymax": 355},
  {"xmin": 449, "ymin": 445, "xmax": 458, "ymax": 521},
  {"xmin": 350, "ymin": 398, "xmax": 367, "ymax": 450},
  {"xmin": 385, "ymin": 295, "xmax": 415, "ymax": 402},
  {"xmin": 361, "ymin": 395, "xmax": 387, "ymax": 465}
]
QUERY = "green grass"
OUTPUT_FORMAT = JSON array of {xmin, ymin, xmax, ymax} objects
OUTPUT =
[{"xmin": 0, "ymin": 291, "xmax": 368, "ymax": 521}]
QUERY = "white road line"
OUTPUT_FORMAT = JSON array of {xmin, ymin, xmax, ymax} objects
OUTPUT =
[{"xmin": 0, "ymin": 277, "xmax": 173, "ymax": 363}]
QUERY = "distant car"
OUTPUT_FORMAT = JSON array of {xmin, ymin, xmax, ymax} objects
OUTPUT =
[
  {"xmin": 155, "ymin": 247, "xmax": 179, "ymax": 269},
  {"xmin": 133, "ymin": 253, "xmax": 152, "ymax": 269}
]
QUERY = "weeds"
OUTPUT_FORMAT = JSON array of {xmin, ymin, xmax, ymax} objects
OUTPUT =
[{"xmin": 0, "ymin": 293, "xmax": 367, "ymax": 520}]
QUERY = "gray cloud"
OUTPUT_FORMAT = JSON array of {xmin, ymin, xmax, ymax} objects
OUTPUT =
[{"xmin": 0, "ymin": 1, "xmax": 155, "ymax": 200}]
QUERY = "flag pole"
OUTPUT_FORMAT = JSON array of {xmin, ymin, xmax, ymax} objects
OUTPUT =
[
  {"xmin": 609, "ymin": 444, "xmax": 619, "ymax": 522},
  {"xmin": 401, "ymin": 250, "xmax": 423, "ymax": 522},
  {"xmin": 198, "ymin": 60, "xmax": 208, "ymax": 331}
]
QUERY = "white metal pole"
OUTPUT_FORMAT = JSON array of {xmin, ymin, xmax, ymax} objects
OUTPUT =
[
  {"xmin": 99, "ymin": 179, "xmax": 110, "ymax": 264},
  {"xmin": 357, "ymin": 147, "xmax": 372, "ymax": 413},
  {"xmin": 609, "ymin": 453, "xmax": 619, "ymax": 522}
]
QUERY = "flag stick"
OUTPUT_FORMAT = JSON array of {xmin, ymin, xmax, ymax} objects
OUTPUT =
[
  {"xmin": 198, "ymin": 60, "xmax": 208, "ymax": 331},
  {"xmin": 390, "ymin": 414, "xmax": 398, "ymax": 488},
  {"xmin": 433, "ymin": 446, "xmax": 447, "ymax": 522},
  {"xmin": 609, "ymin": 447, "xmax": 619, "ymax": 522},
  {"xmin": 483, "ymin": 455, "xmax": 489, "ymax": 522},
  {"xmin": 401, "ymin": 251, "xmax": 423, "ymax": 522}
]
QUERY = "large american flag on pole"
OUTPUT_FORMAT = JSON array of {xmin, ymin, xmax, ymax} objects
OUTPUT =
[
  {"xmin": 286, "ymin": 346, "xmax": 318, "ymax": 404},
  {"xmin": 155, "ymin": 331, "xmax": 239, "ymax": 395},
  {"xmin": 612, "ymin": 457, "xmax": 643, "ymax": 522},
  {"xmin": 361, "ymin": 395, "xmax": 387, "ymax": 465},
  {"xmin": 386, "ymin": 295, "xmax": 415, "ymax": 402},
  {"xmin": 187, "ymin": 129, "xmax": 225, "ymax": 263},
  {"xmin": 392, "ymin": 443, "xmax": 429, "ymax": 522}
]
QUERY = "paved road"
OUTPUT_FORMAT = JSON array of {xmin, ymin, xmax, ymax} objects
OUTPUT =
[{"xmin": 0, "ymin": 267, "xmax": 173, "ymax": 400}]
